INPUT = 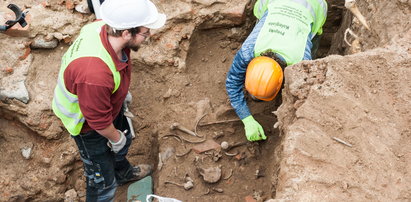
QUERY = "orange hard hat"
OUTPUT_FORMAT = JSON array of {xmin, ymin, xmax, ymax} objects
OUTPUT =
[{"xmin": 245, "ymin": 56, "xmax": 283, "ymax": 101}]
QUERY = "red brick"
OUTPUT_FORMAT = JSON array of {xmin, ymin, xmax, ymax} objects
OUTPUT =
[
  {"xmin": 192, "ymin": 139, "xmax": 220, "ymax": 153},
  {"xmin": 66, "ymin": 0, "xmax": 75, "ymax": 10},
  {"xmin": 244, "ymin": 195, "xmax": 256, "ymax": 202}
]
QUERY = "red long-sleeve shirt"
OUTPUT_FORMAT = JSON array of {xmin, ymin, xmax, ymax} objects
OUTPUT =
[{"xmin": 63, "ymin": 25, "xmax": 131, "ymax": 133}]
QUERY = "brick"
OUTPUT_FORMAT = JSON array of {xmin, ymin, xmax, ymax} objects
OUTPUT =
[
  {"xmin": 66, "ymin": 0, "xmax": 75, "ymax": 10},
  {"xmin": 3, "ymin": 12, "xmax": 31, "ymax": 37},
  {"xmin": 235, "ymin": 152, "xmax": 245, "ymax": 160},
  {"xmin": 192, "ymin": 139, "xmax": 220, "ymax": 153},
  {"xmin": 244, "ymin": 195, "xmax": 256, "ymax": 202}
]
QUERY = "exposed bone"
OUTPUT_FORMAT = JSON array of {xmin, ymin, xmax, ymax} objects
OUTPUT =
[
  {"xmin": 332, "ymin": 137, "xmax": 353, "ymax": 147},
  {"xmin": 171, "ymin": 122, "xmax": 198, "ymax": 137},
  {"xmin": 224, "ymin": 151, "xmax": 239, "ymax": 157},
  {"xmin": 344, "ymin": 28, "xmax": 360, "ymax": 47},
  {"xmin": 350, "ymin": 39, "xmax": 362, "ymax": 54},
  {"xmin": 255, "ymin": 169, "xmax": 265, "ymax": 179},
  {"xmin": 203, "ymin": 188, "xmax": 211, "ymax": 195},
  {"xmin": 183, "ymin": 181, "xmax": 194, "ymax": 190},
  {"xmin": 176, "ymin": 149, "xmax": 192, "ymax": 157},
  {"xmin": 345, "ymin": 0, "xmax": 370, "ymax": 30},
  {"xmin": 344, "ymin": 28, "xmax": 362, "ymax": 53},
  {"xmin": 164, "ymin": 181, "xmax": 183, "ymax": 187},
  {"xmin": 198, "ymin": 166, "xmax": 222, "ymax": 183},
  {"xmin": 213, "ymin": 131, "xmax": 225, "ymax": 139},
  {"xmin": 162, "ymin": 134, "xmax": 206, "ymax": 144},
  {"xmin": 253, "ymin": 190, "xmax": 263, "ymax": 202},
  {"xmin": 212, "ymin": 151, "xmax": 222, "ymax": 162},
  {"xmin": 220, "ymin": 141, "xmax": 229, "ymax": 150},
  {"xmin": 194, "ymin": 113, "xmax": 207, "ymax": 137},
  {"xmin": 223, "ymin": 169, "xmax": 233, "ymax": 180},
  {"xmin": 273, "ymin": 122, "xmax": 280, "ymax": 129},
  {"xmin": 212, "ymin": 188, "xmax": 223, "ymax": 193},
  {"xmin": 185, "ymin": 175, "xmax": 193, "ymax": 183},
  {"xmin": 161, "ymin": 134, "xmax": 182, "ymax": 143},
  {"xmin": 164, "ymin": 180, "xmax": 193, "ymax": 190},
  {"xmin": 221, "ymin": 141, "xmax": 248, "ymax": 151}
]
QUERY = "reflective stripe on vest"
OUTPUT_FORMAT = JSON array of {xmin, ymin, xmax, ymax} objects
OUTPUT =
[
  {"xmin": 253, "ymin": 0, "xmax": 327, "ymax": 65},
  {"xmin": 254, "ymin": 0, "xmax": 269, "ymax": 19},
  {"xmin": 52, "ymin": 21, "xmax": 121, "ymax": 135},
  {"xmin": 254, "ymin": 0, "xmax": 327, "ymax": 35}
]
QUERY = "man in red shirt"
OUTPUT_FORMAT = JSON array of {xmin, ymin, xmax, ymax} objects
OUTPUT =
[{"xmin": 51, "ymin": 0, "xmax": 166, "ymax": 200}]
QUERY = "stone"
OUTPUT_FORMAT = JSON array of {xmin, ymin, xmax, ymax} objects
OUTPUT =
[
  {"xmin": 198, "ymin": 166, "xmax": 221, "ymax": 183},
  {"xmin": 30, "ymin": 35, "xmax": 59, "ymax": 49},
  {"xmin": 64, "ymin": 189, "xmax": 78, "ymax": 202}
]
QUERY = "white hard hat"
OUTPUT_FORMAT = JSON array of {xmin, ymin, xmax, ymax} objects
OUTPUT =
[{"xmin": 100, "ymin": 0, "xmax": 166, "ymax": 30}]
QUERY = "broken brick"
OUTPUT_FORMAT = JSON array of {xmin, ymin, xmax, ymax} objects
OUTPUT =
[
  {"xmin": 65, "ymin": 0, "xmax": 75, "ymax": 10},
  {"xmin": 19, "ymin": 46, "xmax": 31, "ymax": 60},
  {"xmin": 244, "ymin": 195, "xmax": 256, "ymax": 202},
  {"xmin": 192, "ymin": 139, "xmax": 220, "ymax": 153}
]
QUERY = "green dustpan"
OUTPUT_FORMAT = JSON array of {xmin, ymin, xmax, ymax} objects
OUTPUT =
[{"xmin": 127, "ymin": 176, "xmax": 153, "ymax": 202}]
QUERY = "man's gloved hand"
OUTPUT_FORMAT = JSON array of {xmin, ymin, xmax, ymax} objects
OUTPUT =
[
  {"xmin": 107, "ymin": 130, "xmax": 127, "ymax": 153},
  {"xmin": 242, "ymin": 115, "xmax": 266, "ymax": 141}
]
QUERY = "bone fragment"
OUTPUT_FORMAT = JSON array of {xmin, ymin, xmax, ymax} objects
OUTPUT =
[
  {"xmin": 332, "ymin": 137, "xmax": 353, "ymax": 147},
  {"xmin": 183, "ymin": 181, "xmax": 194, "ymax": 190},
  {"xmin": 223, "ymin": 169, "xmax": 233, "ymax": 180},
  {"xmin": 162, "ymin": 134, "xmax": 206, "ymax": 144},
  {"xmin": 194, "ymin": 113, "xmax": 207, "ymax": 137},
  {"xmin": 164, "ymin": 181, "xmax": 193, "ymax": 190},
  {"xmin": 165, "ymin": 176, "xmax": 193, "ymax": 190},
  {"xmin": 176, "ymin": 149, "xmax": 192, "ymax": 157},
  {"xmin": 220, "ymin": 141, "xmax": 229, "ymax": 150},
  {"xmin": 212, "ymin": 188, "xmax": 223, "ymax": 193},
  {"xmin": 220, "ymin": 141, "xmax": 247, "ymax": 151},
  {"xmin": 198, "ymin": 166, "xmax": 222, "ymax": 183},
  {"xmin": 224, "ymin": 151, "xmax": 238, "ymax": 156},
  {"xmin": 345, "ymin": 0, "xmax": 370, "ymax": 30}
]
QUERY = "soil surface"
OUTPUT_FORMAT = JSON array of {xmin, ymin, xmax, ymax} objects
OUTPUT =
[{"xmin": 0, "ymin": 0, "xmax": 410, "ymax": 201}]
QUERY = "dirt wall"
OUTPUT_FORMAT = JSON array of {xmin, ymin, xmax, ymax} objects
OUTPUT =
[{"xmin": 274, "ymin": 0, "xmax": 411, "ymax": 200}]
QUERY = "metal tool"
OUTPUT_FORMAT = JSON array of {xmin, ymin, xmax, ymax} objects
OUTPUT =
[{"xmin": 0, "ymin": 4, "xmax": 28, "ymax": 32}]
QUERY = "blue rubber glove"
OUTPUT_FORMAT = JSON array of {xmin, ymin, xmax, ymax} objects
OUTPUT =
[{"xmin": 241, "ymin": 115, "xmax": 266, "ymax": 141}]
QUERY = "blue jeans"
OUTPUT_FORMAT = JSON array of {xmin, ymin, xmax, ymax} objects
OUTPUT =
[{"xmin": 72, "ymin": 110, "xmax": 134, "ymax": 202}]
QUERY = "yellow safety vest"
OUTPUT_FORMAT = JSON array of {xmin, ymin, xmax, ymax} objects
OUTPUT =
[
  {"xmin": 253, "ymin": 0, "xmax": 327, "ymax": 65},
  {"xmin": 52, "ymin": 21, "xmax": 120, "ymax": 135}
]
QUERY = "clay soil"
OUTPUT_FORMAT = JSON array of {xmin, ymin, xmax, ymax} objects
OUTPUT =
[{"xmin": 0, "ymin": 0, "xmax": 410, "ymax": 201}]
